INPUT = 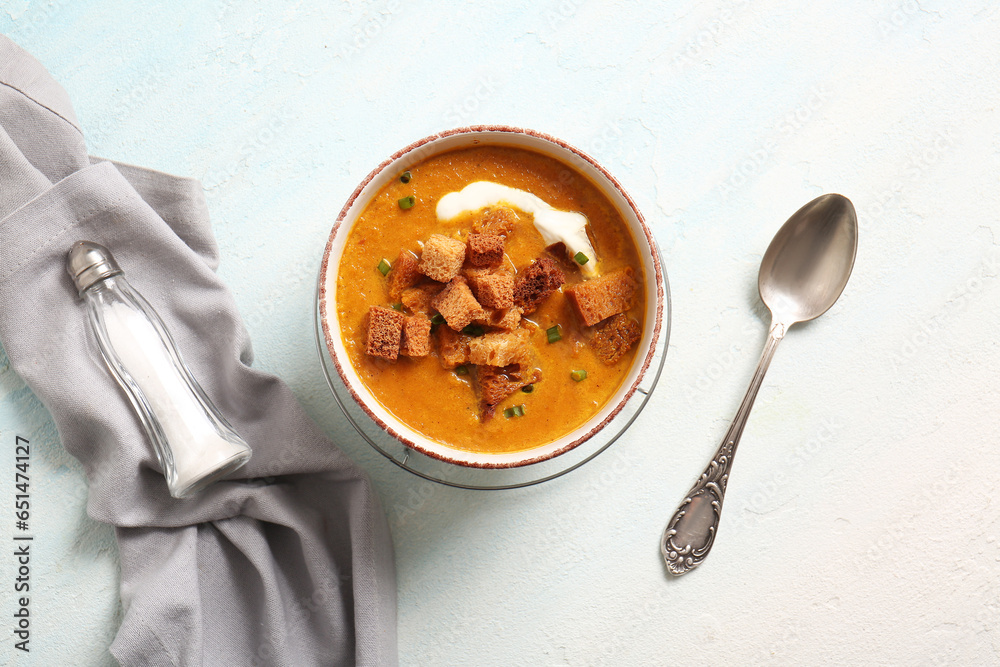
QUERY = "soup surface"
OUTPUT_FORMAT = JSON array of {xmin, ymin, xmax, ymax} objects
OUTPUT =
[{"xmin": 335, "ymin": 145, "xmax": 645, "ymax": 454}]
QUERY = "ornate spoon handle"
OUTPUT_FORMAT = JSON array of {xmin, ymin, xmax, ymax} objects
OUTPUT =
[{"xmin": 661, "ymin": 322, "xmax": 786, "ymax": 575}]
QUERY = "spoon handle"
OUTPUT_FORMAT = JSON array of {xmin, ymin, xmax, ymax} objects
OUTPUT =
[{"xmin": 661, "ymin": 322, "xmax": 786, "ymax": 575}]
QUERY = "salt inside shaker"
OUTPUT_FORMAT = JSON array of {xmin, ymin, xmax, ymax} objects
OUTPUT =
[{"xmin": 67, "ymin": 241, "xmax": 251, "ymax": 498}]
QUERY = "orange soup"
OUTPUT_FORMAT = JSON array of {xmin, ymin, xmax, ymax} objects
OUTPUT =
[{"xmin": 335, "ymin": 145, "xmax": 645, "ymax": 454}]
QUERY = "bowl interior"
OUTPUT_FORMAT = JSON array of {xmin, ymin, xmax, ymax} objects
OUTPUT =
[{"xmin": 319, "ymin": 127, "xmax": 664, "ymax": 468}]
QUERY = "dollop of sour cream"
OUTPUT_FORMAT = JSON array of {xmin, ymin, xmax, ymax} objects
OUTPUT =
[{"xmin": 436, "ymin": 181, "xmax": 599, "ymax": 276}]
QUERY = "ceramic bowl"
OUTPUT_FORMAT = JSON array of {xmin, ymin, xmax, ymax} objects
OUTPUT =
[{"xmin": 318, "ymin": 126, "xmax": 666, "ymax": 468}]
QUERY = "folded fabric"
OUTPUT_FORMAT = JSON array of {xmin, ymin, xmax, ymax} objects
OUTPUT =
[{"xmin": 0, "ymin": 35, "xmax": 396, "ymax": 666}]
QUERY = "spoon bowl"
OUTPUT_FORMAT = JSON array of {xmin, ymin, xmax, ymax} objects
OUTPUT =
[
  {"xmin": 759, "ymin": 194, "xmax": 858, "ymax": 327},
  {"xmin": 662, "ymin": 193, "xmax": 858, "ymax": 576}
]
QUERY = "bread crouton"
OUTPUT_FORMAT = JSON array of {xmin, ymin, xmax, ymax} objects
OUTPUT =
[
  {"xmin": 462, "ymin": 265, "xmax": 493, "ymax": 280},
  {"xmin": 436, "ymin": 324, "xmax": 471, "ymax": 369},
  {"xmin": 473, "ymin": 205, "xmax": 517, "ymax": 236},
  {"xmin": 473, "ymin": 306, "xmax": 522, "ymax": 331},
  {"xmin": 493, "ymin": 306, "xmax": 522, "ymax": 331},
  {"xmin": 431, "ymin": 276, "xmax": 484, "ymax": 331},
  {"xmin": 468, "ymin": 330, "xmax": 532, "ymax": 367},
  {"xmin": 400, "ymin": 316, "xmax": 432, "ymax": 357},
  {"xmin": 400, "ymin": 283, "xmax": 442, "ymax": 315},
  {"xmin": 477, "ymin": 364, "xmax": 542, "ymax": 417},
  {"xmin": 590, "ymin": 313, "xmax": 641, "ymax": 364},
  {"xmin": 469, "ymin": 271, "xmax": 514, "ymax": 309},
  {"xmin": 419, "ymin": 234, "xmax": 466, "ymax": 282},
  {"xmin": 467, "ymin": 233, "xmax": 505, "ymax": 268},
  {"xmin": 388, "ymin": 250, "xmax": 421, "ymax": 299},
  {"xmin": 565, "ymin": 267, "xmax": 638, "ymax": 326},
  {"xmin": 366, "ymin": 306, "xmax": 406, "ymax": 360},
  {"xmin": 513, "ymin": 256, "xmax": 566, "ymax": 314}
]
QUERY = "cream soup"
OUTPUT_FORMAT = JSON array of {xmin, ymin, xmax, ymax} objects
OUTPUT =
[{"xmin": 335, "ymin": 145, "xmax": 645, "ymax": 454}]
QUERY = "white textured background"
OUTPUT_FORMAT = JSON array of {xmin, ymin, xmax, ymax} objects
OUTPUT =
[{"xmin": 2, "ymin": 1, "xmax": 999, "ymax": 665}]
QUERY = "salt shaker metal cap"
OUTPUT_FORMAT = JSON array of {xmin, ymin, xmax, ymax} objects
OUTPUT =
[{"xmin": 67, "ymin": 241, "xmax": 122, "ymax": 293}]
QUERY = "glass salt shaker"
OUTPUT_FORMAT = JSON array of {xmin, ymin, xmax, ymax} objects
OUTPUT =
[{"xmin": 67, "ymin": 241, "xmax": 251, "ymax": 498}]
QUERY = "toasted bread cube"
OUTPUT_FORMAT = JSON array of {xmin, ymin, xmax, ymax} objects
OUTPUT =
[
  {"xmin": 566, "ymin": 267, "xmax": 638, "ymax": 326},
  {"xmin": 474, "ymin": 306, "xmax": 522, "ymax": 331},
  {"xmin": 431, "ymin": 276, "xmax": 484, "ymax": 331},
  {"xmin": 388, "ymin": 250, "xmax": 421, "ymax": 299},
  {"xmin": 436, "ymin": 324, "xmax": 471, "ymax": 369},
  {"xmin": 366, "ymin": 306, "xmax": 406, "ymax": 360},
  {"xmin": 513, "ymin": 256, "xmax": 566, "ymax": 314},
  {"xmin": 590, "ymin": 313, "xmax": 641, "ymax": 364},
  {"xmin": 419, "ymin": 234, "xmax": 466, "ymax": 282},
  {"xmin": 493, "ymin": 306, "xmax": 522, "ymax": 331},
  {"xmin": 469, "ymin": 272, "xmax": 514, "ymax": 310},
  {"xmin": 400, "ymin": 316, "xmax": 432, "ymax": 357},
  {"xmin": 468, "ymin": 330, "xmax": 532, "ymax": 367},
  {"xmin": 467, "ymin": 233, "xmax": 505, "ymax": 268},
  {"xmin": 400, "ymin": 283, "xmax": 443, "ymax": 315},
  {"xmin": 477, "ymin": 364, "xmax": 542, "ymax": 416},
  {"xmin": 463, "ymin": 266, "xmax": 488, "ymax": 280},
  {"xmin": 473, "ymin": 205, "xmax": 517, "ymax": 236},
  {"xmin": 462, "ymin": 265, "xmax": 501, "ymax": 287}
]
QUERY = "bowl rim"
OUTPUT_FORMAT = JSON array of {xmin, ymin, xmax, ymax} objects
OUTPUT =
[{"xmin": 318, "ymin": 124, "xmax": 665, "ymax": 468}]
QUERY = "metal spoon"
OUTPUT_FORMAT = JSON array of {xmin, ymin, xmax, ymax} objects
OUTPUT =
[{"xmin": 661, "ymin": 193, "xmax": 858, "ymax": 576}]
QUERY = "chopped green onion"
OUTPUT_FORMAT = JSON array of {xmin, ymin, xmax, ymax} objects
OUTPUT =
[
  {"xmin": 546, "ymin": 325, "xmax": 562, "ymax": 344},
  {"xmin": 571, "ymin": 369, "xmax": 588, "ymax": 382},
  {"xmin": 430, "ymin": 313, "xmax": 446, "ymax": 325},
  {"xmin": 504, "ymin": 405, "xmax": 526, "ymax": 419},
  {"xmin": 400, "ymin": 170, "xmax": 412, "ymax": 184},
  {"xmin": 455, "ymin": 365, "xmax": 469, "ymax": 375},
  {"xmin": 462, "ymin": 324, "xmax": 485, "ymax": 337},
  {"xmin": 391, "ymin": 303, "xmax": 403, "ymax": 312},
  {"xmin": 574, "ymin": 251, "xmax": 589, "ymax": 265},
  {"xmin": 521, "ymin": 384, "xmax": 534, "ymax": 393},
  {"xmin": 398, "ymin": 195, "xmax": 415, "ymax": 209},
  {"xmin": 377, "ymin": 258, "xmax": 392, "ymax": 276}
]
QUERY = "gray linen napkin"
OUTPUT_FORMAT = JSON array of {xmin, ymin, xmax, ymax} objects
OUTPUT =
[{"xmin": 0, "ymin": 36, "xmax": 397, "ymax": 666}]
